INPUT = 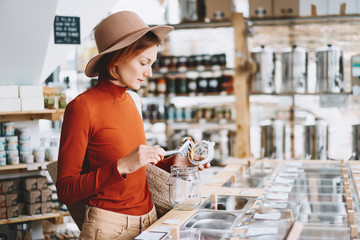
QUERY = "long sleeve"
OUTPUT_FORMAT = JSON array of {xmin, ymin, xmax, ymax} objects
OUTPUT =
[
  {"xmin": 55, "ymin": 80, "xmax": 152, "ymax": 215},
  {"xmin": 56, "ymin": 99, "xmax": 124, "ymax": 205}
]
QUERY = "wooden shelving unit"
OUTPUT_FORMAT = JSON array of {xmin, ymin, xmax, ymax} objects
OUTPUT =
[
  {"xmin": 0, "ymin": 211, "xmax": 69, "ymax": 226},
  {"xmin": 153, "ymin": 21, "xmax": 233, "ymax": 30},
  {"xmin": 0, "ymin": 109, "xmax": 65, "ymax": 122},
  {"xmin": 0, "ymin": 162, "xmax": 50, "ymax": 174},
  {"xmin": 248, "ymin": 15, "xmax": 360, "ymax": 26}
]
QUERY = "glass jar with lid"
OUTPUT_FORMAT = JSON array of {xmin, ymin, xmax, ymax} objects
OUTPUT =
[{"xmin": 167, "ymin": 165, "xmax": 201, "ymax": 210}]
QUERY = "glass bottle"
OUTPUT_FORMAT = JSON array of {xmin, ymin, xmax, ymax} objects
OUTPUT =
[{"xmin": 167, "ymin": 165, "xmax": 201, "ymax": 210}]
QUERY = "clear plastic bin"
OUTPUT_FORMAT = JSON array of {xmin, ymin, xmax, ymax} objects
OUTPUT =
[{"xmin": 200, "ymin": 195, "xmax": 253, "ymax": 212}]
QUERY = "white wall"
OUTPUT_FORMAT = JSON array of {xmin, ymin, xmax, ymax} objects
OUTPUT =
[
  {"xmin": 0, "ymin": 0, "xmax": 58, "ymax": 86},
  {"xmin": 0, "ymin": 0, "xmax": 119, "ymax": 86},
  {"xmin": 41, "ymin": 0, "xmax": 119, "ymax": 81}
]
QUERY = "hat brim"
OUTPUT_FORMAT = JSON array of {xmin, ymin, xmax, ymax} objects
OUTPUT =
[{"xmin": 85, "ymin": 25, "xmax": 173, "ymax": 77}]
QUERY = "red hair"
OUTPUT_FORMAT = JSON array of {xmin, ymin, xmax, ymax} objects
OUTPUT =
[{"xmin": 98, "ymin": 31, "xmax": 161, "ymax": 79}]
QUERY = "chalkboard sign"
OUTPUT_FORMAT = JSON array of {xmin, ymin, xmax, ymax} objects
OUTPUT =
[{"xmin": 54, "ymin": 16, "xmax": 81, "ymax": 44}]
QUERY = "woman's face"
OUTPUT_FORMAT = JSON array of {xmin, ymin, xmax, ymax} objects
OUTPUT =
[{"xmin": 115, "ymin": 45, "xmax": 158, "ymax": 90}]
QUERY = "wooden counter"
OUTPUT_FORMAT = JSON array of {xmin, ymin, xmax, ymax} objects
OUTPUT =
[{"xmin": 143, "ymin": 159, "xmax": 358, "ymax": 240}]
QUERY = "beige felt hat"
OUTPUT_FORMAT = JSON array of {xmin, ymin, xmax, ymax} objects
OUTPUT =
[{"xmin": 85, "ymin": 11, "xmax": 173, "ymax": 77}]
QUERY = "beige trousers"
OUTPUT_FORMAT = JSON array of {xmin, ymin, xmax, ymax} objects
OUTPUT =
[{"xmin": 79, "ymin": 205, "xmax": 157, "ymax": 240}]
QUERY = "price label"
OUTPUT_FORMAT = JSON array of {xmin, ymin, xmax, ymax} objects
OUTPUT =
[{"xmin": 27, "ymin": 164, "xmax": 38, "ymax": 171}]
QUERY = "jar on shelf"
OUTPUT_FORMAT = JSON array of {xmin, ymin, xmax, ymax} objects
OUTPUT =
[
  {"xmin": 166, "ymin": 76, "xmax": 176, "ymax": 95},
  {"xmin": 147, "ymin": 78, "xmax": 157, "ymax": 94},
  {"xmin": 9, "ymin": 222, "xmax": 32, "ymax": 240},
  {"xmin": 157, "ymin": 78, "xmax": 167, "ymax": 94},
  {"xmin": 167, "ymin": 165, "xmax": 201, "ymax": 210},
  {"xmin": 175, "ymin": 76, "xmax": 187, "ymax": 94},
  {"xmin": 2, "ymin": 122, "xmax": 15, "ymax": 136}
]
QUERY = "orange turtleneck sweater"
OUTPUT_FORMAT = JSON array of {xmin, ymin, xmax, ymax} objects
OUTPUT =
[{"xmin": 56, "ymin": 79, "xmax": 172, "ymax": 215}]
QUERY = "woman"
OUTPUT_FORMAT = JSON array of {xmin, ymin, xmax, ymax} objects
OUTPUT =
[{"xmin": 56, "ymin": 11, "xmax": 209, "ymax": 239}]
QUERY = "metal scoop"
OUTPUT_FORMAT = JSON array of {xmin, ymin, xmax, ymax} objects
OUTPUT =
[{"xmin": 164, "ymin": 137, "xmax": 194, "ymax": 158}]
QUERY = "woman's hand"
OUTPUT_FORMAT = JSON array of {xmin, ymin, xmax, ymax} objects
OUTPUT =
[
  {"xmin": 172, "ymin": 154, "xmax": 211, "ymax": 171},
  {"xmin": 117, "ymin": 145, "xmax": 165, "ymax": 175}
]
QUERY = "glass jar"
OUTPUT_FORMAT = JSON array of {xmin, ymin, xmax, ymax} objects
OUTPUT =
[
  {"xmin": 9, "ymin": 222, "xmax": 32, "ymax": 240},
  {"xmin": 167, "ymin": 165, "xmax": 201, "ymax": 210}
]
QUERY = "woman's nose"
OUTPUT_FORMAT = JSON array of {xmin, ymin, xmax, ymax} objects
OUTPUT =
[{"xmin": 144, "ymin": 66, "xmax": 152, "ymax": 78}]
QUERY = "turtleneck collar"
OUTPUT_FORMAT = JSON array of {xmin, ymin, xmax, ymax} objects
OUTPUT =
[{"xmin": 94, "ymin": 77, "xmax": 128, "ymax": 101}]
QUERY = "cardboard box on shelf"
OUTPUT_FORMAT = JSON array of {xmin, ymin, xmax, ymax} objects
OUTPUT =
[
  {"xmin": 1, "ymin": 180, "xmax": 15, "ymax": 194},
  {"xmin": 37, "ymin": 176, "xmax": 48, "ymax": 190},
  {"xmin": 273, "ymin": 0, "xmax": 329, "ymax": 17},
  {"xmin": 7, "ymin": 206, "xmax": 19, "ymax": 218},
  {"xmin": 17, "ymin": 202, "xmax": 27, "ymax": 215},
  {"xmin": 0, "ymin": 195, "xmax": 5, "ymax": 208},
  {"xmin": 0, "ymin": 85, "xmax": 19, "ymax": 99},
  {"xmin": 249, "ymin": 0, "xmax": 273, "ymax": 18},
  {"xmin": 5, "ymin": 193, "xmax": 17, "ymax": 207},
  {"xmin": 0, "ymin": 98, "xmax": 21, "ymax": 112},
  {"xmin": 273, "ymin": 0, "xmax": 300, "ymax": 17},
  {"xmin": 0, "ymin": 207, "xmax": 6, "ymax": 219},
  {"xmin": 26, "ymin": 203, "xmax": 41, "ymax": 215},
  {"xmin": 12, "ymin": 178, "xmax": 22, "ymax": 191},
  {"xmin": 24, "ymin": 190, "xmax": 41, "ymax": 204},
  {"xmin": 23, "ymin": 178, "xmax": 37, "ymax": 191},
  {"xmin": 20, "ymin": 97, "xmax": 45, "ymax": 111},
  {"xmin": 18, "ymin": 85, "xmax": 43, "ymax": 98},
  {"xmin": 299, "ymin": 0, "xmax": 328, "ymax": 16},
  {"xmin": 328, "ymin": 0, "xmax": 357, "ymax": 15},
  {"xmin": 41, "ymin": 188, "xmax": 52, "ymax": 202},
  {"xmin": 205, "ymin": 0, "xmax": 233, "ymax": 21},
  {"xmin": 42, "ymin": 202, "xmax": 52, "ymax": 214}
]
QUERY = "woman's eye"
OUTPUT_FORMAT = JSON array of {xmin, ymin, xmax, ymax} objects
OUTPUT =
[{"xmin": 141, "ymin": 63, "xmax": 147, "ymax": 66}]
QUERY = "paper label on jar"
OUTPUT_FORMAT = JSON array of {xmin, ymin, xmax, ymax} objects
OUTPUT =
[{"xmin": 246, "ymin": 227, "xmax": 278, "ymax": 237}]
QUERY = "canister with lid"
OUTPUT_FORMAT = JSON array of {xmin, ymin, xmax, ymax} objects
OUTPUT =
[
  {"xmin": 0, "ymin": 151, "xmax": 6, "ymax": 166},
  {"xmin": 5, "ymin": 136, "xmax": 18, "ymax": 150},
  {"xmin": 0, "ymin": 137, "xmax": 5, "ymax": 151},
  {"xmin": 315, "ymin": 44, "xmax": 344, "ymax": 93},
  {"xmin": 280, "ymin": 45, "xmax": 308, "ymax": 93},
  {"xmin": 352, "ymin": 123, "xmax": 360, "ymax": 160},
  {"xmin": 2, "ymin": 122, "xmax": 15, "ymax": 136},
  {"xmin": 250, "ymin": 46, "xmax": 276, "ymax": 93},
  {"xmin": 260, "ymin": 119, "xmax": 286, "ymax": 159},
  {"xmin": 303, "ymin": 120, "xmax": 328, "ymax": 160}
]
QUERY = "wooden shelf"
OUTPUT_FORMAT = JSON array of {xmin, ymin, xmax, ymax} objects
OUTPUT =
[
  {"xmin": 249, "ymin": 92, "xmax": 352, "ymax": 96},
  {"xmin": 0, "ymin": 162, "xmax": 49, "ymax": 173},
  {"xmin": 167, "ymin": 121, "xmax": 236, "ymax": 131},
  {"xmin": 0, "ymin": 109, "xmax": 65, "ymax": 122},
  {"xmin": 248, "ymin": 15, "xmax": 360, "ymax": 26},
  {"xmin": 153, "ymin": 67, "xmax": 233, "ymax": 75},
  {"xmin": 0, "ymin": 211, "xmax": 69, "ymax": 226},
  {"xmin": 152, "ymin": 21, "xmax": 233, "ymax": 30}
]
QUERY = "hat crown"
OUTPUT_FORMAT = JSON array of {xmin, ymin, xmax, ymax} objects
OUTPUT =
[{"xmin": 94, "ymin": 11, "xmax": 149, "ymax": 53}]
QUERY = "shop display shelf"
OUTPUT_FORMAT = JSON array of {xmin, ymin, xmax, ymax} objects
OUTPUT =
[
  {"xmin": 157, "ymin": 21, "xmax": 233, "ymax": 30},
  {"xmin": 0, "ymin": 162, "xmax": 49, "ymax": 173},
  {"xmin": 248, "ymin": 15, "xmax": 360, "ymax": 27},
  {"xmin": 0, "ymin": 211, "xmax": 69, "ymax": 226},
  {"xmin": 0, "ymin": 109, "xmax": 65, "ymax": 122}
]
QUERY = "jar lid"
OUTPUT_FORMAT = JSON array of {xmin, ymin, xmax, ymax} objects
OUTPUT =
[{"xmin": 188, "ymin": 140, "xmax": 215, "ymax": 165}]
